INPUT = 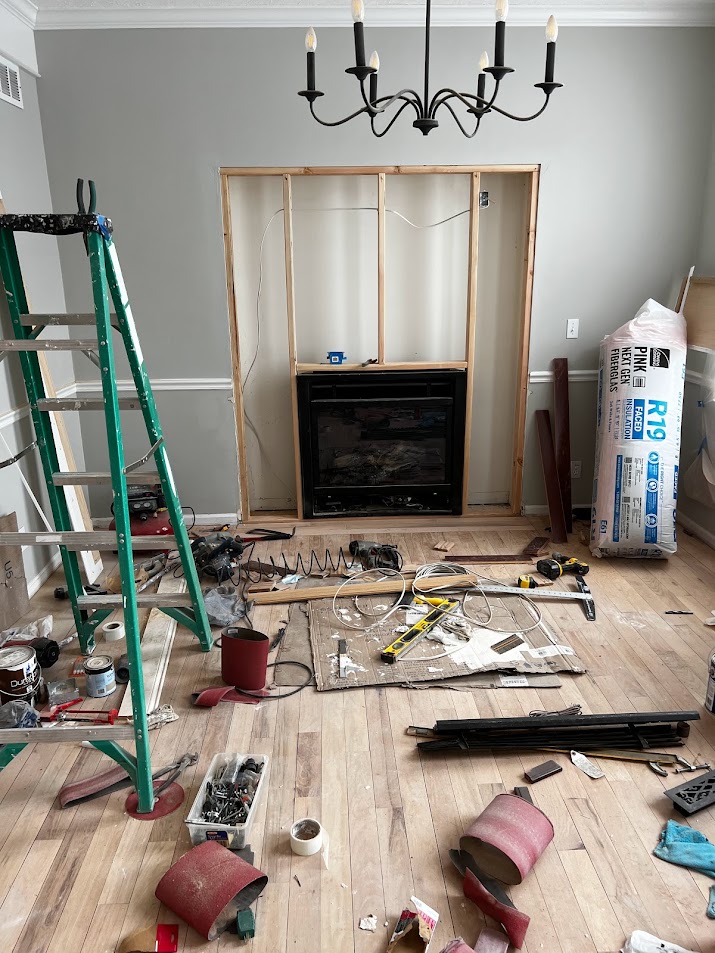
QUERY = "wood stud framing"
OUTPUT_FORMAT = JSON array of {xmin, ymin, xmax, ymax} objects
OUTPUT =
[{"xmin": 220, "ymin": 165, "xmax": 540, "ymax": 522}]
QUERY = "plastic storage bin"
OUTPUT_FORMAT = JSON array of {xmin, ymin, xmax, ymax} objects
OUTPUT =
[{"xmin": 185, "ymin": 752, "xmax": 269, "ymax": 849}]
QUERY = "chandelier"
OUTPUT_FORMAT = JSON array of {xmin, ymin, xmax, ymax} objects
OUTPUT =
[{"xmin": 298, "ymin": 0, "xmax": 562, "ymax": 137}]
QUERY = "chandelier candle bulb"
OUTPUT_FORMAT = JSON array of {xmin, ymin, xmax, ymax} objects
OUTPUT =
[
  {"xmin": 545, "ymin": 16, "xmax": 557, "ymax": 83},
  {"xmin": 477, "ymin": 50, "xmax": 488, "ymax": 105},
  {"xmin": 305, "ymin": 28, "xmax": 317, "ymax": 91},
  {"xmin": 352, "ymin": 0, "xmax": 366, "ymax": 68},
  {"xmin": 495, "ymin": 0, "xmax": 508, "ymax": 67},
  {"xmin": 369, "ymin": 51, "xmax": 379, "ymax": 106}
]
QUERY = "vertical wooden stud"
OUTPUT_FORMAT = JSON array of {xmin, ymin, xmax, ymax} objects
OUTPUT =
[
  {"xmin": 221, "ymin": 172, "xmax": 252, "ymax": 522},
  {"xmin": 377, "ymin": 172, "xmax": 386, "ymax": 364},
  {"xmin": 510, "ymin": 168, "xmax": 540, "ymax": 515},
  {"xmin": 552, "ymin": 356, "xmax": 573, "ymax": 532},
  {"xmin": 283, "ymin": 174, "xmax": 304, "ymax": 519},
  {"xmin": 461, "ymin": 171, "xmax": 480, "ymax": 513}
]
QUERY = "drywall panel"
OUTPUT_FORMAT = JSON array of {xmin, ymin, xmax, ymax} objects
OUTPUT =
[
  {"xmin": 469, "ymin": 173, "xmax": 529, "ymax": 504},
  {"xmin": 230, "ymin": 174, "xmax": 294, "ymax": 510},
  {"xmin": 292, "ymin": 175, "xmax": 378, "ymax": 364},
  {"xmin": 384, "ymin": 174, "xmax": 469, "ymax": 362}
]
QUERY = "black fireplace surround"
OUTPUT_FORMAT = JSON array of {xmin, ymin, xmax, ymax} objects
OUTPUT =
[{"xmin": 297, "ymin": 369, "xmax": 467, "ymax": 517}]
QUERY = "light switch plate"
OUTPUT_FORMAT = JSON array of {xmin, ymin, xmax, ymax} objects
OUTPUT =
[{"xmin": 566, "ymin": 318, "xmax": 579, "ymax": 339}]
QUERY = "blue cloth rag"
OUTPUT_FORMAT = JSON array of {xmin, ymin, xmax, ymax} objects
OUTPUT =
[{"xmin": 654, "ymin": 820, "xmax": 715, "ymax": 879}]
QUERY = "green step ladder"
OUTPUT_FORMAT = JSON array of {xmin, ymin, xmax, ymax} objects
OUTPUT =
[{"xmin": 0, "ymin": 205, "xmax": 213, "ymax": 813}]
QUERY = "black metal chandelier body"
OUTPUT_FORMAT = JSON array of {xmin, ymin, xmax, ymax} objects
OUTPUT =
[{"xmin": 298, "ymin": 0, "xmax": 562, "ymax": 137}]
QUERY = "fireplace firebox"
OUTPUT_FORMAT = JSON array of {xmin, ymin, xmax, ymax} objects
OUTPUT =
[{"xmin": 297, "ymin": 370, "xmax": 467, "ymax": 517}]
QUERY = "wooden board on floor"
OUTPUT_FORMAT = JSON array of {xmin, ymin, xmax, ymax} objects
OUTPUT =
[
  {"xmin": 535, "ymin": 408, "xmax": 568, "ymax": 544},
  {"xmin": 552, "ymin": 357, "xmax": 572, "ymax": 533},
  {"xmin": 117, "ymin": 574, "xmax": 186, "ymax": 717}
]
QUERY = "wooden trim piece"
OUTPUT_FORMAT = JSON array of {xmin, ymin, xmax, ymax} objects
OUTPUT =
[
  {"xmin": 221, "ymin": 165, "xmax": 540, "ymax": 177},
  {"xmin": 296, "ymin": 361, "xmax": 468, "ymax": 372},
  {"xmin": 253, "ymin": 571, "xmax": 478, "ymax": 606},
  {"xmin": 461, "ymin": 171, "xmax": 480, "ymax": 513},
  {"xmin": 377, "ymin": 172, "xmax": 386, "ymax": 363},
  {"xmin": 510, "ymin": 168, "xmax": 540, "ymax": 514},
  {"xmin": 535, "ymin": 408, "xmax": 568, "ymax": 543},
  {"xmin": 0, "ymin": 725, "xmax": 134, "ymax": 743},
  {"xmin": 221, "ymin": 172, "xmax": 251, "ymax": 522},
  {"xmin": 118, "ymin": 575, "xmax": 186, "ymax": 718},
  {"xmin": 552, "ymin": 357, "xmax": 572, "ymax": 532},
  {"xmin": 283, "ymin": 174, "xmax": 304, "ymax": 520}
]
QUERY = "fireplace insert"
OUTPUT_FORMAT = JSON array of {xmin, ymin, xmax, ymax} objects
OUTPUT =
[{"xmin": 297, "ymin": 370, "xmax": 467, "ymax": 517}]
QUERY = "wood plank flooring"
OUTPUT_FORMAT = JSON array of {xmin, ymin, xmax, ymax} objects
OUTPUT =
[{"xmin": 1, "ymin": 518, "xmax": 715, "ymax": 953}]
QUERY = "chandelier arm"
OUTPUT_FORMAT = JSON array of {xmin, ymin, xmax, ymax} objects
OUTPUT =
[
  {"xmin": 428, "ymin": 83, "xmax": 500, "ymax": 119},
  {"xmin": 308, "ymin": 98, "xmax": 374, "ymax": 127},
  {"xmin": 488, "ymin": 93, "xmax": 551, "ymax": 122},
  {"xmin": 370, "ymin": 98, "xmax": 419, "ymax": 137},
  {"xmin": 437, "ymin": 99, "xmax": 481, "ymax": 138},
  {"xmin": 358, "ymin": 80, "xmax": 423, "ymax": 116}
]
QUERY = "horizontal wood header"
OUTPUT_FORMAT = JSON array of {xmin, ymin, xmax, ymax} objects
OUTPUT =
[{"xmin": 221, "ymin": 165, "xmax": 539, "ymax": 177}]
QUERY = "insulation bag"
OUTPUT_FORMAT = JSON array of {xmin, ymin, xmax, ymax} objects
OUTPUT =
[{"xmin": 591, "ymin": 298, "xmax": 686, "ymax": 558}]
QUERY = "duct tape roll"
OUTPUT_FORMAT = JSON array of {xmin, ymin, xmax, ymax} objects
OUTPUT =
[
  {"xmin": 102, "ymin": 620, "xmax": 125, "ymax": 642},
  {"xmin": 290, "ymin": 817, "xmax": 322, "ymax": 856},
  {"xmin": 155, "ymin": 841, "xmax": 267, "ymax": 941}
]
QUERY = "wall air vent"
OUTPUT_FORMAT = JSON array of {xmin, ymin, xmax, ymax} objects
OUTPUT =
[{"xmin": 0, "ymin": 56, "xmax": 23, "ymax": 109}]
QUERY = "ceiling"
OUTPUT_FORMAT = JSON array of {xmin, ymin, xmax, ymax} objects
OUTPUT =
[{"xmin": 5, "ymin": 0, "xmax": 715, "ymax": 29}]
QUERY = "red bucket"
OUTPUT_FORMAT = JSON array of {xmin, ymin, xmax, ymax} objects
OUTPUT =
[{"xmin": 220, "ymin": 628, "xmax": 269, "ymax": 692}]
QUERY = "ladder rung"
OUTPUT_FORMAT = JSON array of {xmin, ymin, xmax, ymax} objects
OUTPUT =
[
  {"xmin": 37, "ymin": 397, "xmax": 143, "ymax": 411},
  {"xmin": 0, "ymin": 339, "xmax": 97, "ymax": 351},
  {"xmin": 0, "ymin": 725, "xmax": 133, "ymax": 743},
  {"xmin": 0, "ymin": 532, "xmax": 176, "ymax": 550},
  {"xmin": 77, "ymin": 593, "xmax": 194, "ymax": 609},
  {"xmin": 20, "ymin": 313, "xmax": 119, "ymax": 329},
  {"xmin": 53, "ymin": 471, "xmax": 160, "ymax": 486}
]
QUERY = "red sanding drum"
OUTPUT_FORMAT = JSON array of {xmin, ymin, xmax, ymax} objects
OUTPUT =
[
  {"xmin": 460, "ymin": 793, "xmax": 554, "ymax": 885},
  {"xmin": 220, "ymin": 627, "xmax": 269, "ymax": 691},
  {"xmin": 155, "ymin": 841, "xmax": 267, "ymax": 940}
]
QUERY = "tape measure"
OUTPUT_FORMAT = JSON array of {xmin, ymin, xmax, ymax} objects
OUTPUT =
[{"xmin": 380, "ymin": 597, "xmax": 459, "ymax": 664}]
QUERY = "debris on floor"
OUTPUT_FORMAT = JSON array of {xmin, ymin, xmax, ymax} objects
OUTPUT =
[
  {"xmin": 359, "ymin": 914, "xmax": 378, "ymax": 932},
  {"xmin": 621, "ymin": 932, "xmax": 698, "ymax": 953},
  {"xmin": 387, "ymin": 897, "xmax": 439, "ymax": 952},
  {"xmin": 654, "ymin": 819, "xmax": 715, "ymax": 918},
  {"xmin": 117, "ymin": 924, "xmax": 179, "ymax": 953}
]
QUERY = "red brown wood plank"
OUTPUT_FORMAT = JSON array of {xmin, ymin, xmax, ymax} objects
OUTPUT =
[
  {"xmin": 535, "ymin": 409, "xmax": 568, "ymax": 544},
  {"xmin": 552, "ymin": 358, "xmax": 573, "ymax": 532}
]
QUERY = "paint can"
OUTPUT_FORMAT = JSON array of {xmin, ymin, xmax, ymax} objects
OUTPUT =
[
  {"xmin": 0, "ymin": 645, "xmax": 41, "ymax": 704},
  {"xmin": 706, "ymin": 651, "xmax": 715, "ymax": 713},
  {"xmin": 83, "ymin": 655, "xmax": 116, "ymax": 697}
]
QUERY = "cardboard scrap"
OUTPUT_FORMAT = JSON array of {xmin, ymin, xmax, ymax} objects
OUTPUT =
[
  {"xmin": 387, "ymin": 897, "xmax": 439, "ymax": 952},
  {"xmin": 0, "ymin": 513, "xmax": 30, "ymax": 631}
]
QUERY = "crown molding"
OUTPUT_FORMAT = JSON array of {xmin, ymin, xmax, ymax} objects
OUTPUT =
[
  {"xmin": 0, "ymin": 0, "xmax": 37, "ymax": 29},
  {"xmin": 33, "ymin": 2, "xmax": 715, "ymax": 31}
]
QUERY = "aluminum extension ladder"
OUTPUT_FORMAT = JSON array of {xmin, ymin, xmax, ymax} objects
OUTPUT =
[{"xmin": 0, "ymin": 205, "xmax": 212, "ymax": 813}]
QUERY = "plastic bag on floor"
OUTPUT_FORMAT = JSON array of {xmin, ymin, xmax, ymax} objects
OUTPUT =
[
  {"xmin": 0, "ymin": 615, "xmax": 53, "ymax": 648},
  {"xmin": 591, "ymin": 299, "xmax": 687, "ymax": 558},
  {"xmin": 203, "ymin": 586, "xmax": 247, "ymax": 627},
  {"xmin": 0, "ymin": 700, "xmax": 41, "ymax": 728},
  {"xmin": 621, "ymin": 931, "xmax": 697, "ymax": 953}
]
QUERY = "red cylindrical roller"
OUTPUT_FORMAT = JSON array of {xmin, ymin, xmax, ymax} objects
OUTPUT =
[
  {"xmin": 220, "ymin": 628, "xmax": 269, "ymax": 691},
  {"xmin": 460, "ymin": 793, "xmax": 554, "ymax": 885},
  {"xmin": 155, "ymin": 841, "xmax": 267, "ymax": 940}
]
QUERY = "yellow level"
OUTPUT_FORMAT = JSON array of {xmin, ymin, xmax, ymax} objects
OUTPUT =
[{"xmin": 380, "ymin": 597, "xmax": 459, "ymax": 664}]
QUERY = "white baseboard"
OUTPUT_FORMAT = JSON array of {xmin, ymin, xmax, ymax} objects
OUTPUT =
[
  {"xmin": 25, "ymin": 551, "xmax": 62, "ymax": 598},
  {"xmin": 677, "ymin": 512, "xmax": 715, "ymax": 551}
]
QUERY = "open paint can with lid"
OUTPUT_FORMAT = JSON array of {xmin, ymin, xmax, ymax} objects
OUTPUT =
[
  {"xmin": 83, "ymin": 655, "xmax": 117, "ymax": 697},
  {"xmin": 0, "ymin": 646, "xmax": 41, "ymax": 705}
]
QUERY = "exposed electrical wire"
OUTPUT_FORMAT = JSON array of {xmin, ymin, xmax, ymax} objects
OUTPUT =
[{"xmin": 331, "ymin": 566, "xmax": 406, "ymax": 631}]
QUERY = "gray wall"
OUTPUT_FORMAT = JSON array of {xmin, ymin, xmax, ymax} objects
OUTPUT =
[
  {"xmin": 34, "ymin": 26, "xmax": 715, "ymax": 518},
  {"xmin": 0, "ymin": 70, "xmax": 82, "ymax": 592}
]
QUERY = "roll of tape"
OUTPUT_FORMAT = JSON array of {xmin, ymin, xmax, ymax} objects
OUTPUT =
[
  {"xmin": 102, "ymin": 620, "xmax": 125, "ymax": 642},
  {"xmin": 290, "ymin": 818, "xmax": 322, "ymax": 856}
]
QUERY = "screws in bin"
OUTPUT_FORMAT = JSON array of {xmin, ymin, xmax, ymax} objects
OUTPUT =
[{"xmin": 200, "ymin": 757, "xmax": 264, "ymax": 826}]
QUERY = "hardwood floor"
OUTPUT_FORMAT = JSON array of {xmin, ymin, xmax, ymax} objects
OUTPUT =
[{"xmin": 2, "ymin": 518, "xmax": 715, "ymax": 953}]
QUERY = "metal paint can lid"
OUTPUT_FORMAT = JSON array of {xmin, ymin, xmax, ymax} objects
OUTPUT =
[
  {"xmin": 83, "ymin": 654, "xmax": 114, "ymax": 675},
  {"xmin": 0, "ymin": 646, "xmax": 36, "ymax": 668}
]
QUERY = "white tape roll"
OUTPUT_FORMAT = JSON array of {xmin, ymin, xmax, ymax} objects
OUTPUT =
[
  {"xmin": 290, "ymin": 818, "xmax": 322, "ymax": 856},
  {"xmin": 102, "ymin": 620, "xmax": 125, "ymax": 642}
]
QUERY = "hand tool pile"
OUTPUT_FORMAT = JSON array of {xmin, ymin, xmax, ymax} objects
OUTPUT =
[
  {"xmin": 410, "ymin": 710, "xmax": 700, "ymax": 753},
  {"xmin": 200, "ymin": 757, "xmax": 264, "ymax": 826}
]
